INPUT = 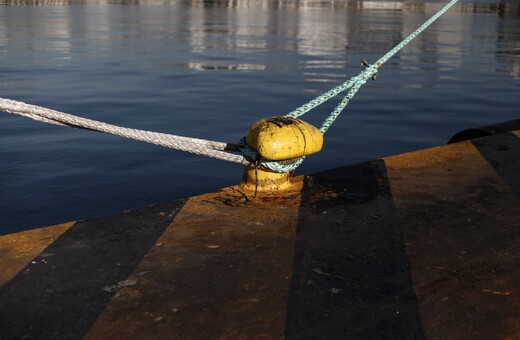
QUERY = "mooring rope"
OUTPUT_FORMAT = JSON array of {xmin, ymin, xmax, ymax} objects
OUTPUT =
[
  {"xmin": 251, "ymin": 0, "xmax": 461, "ymax": 173},
  {"xmin": 286, "ymin": 0, "xmax": 460, "ymax": 122},
  {"xmin": 0, "ymin": 98, "xmax": 249, "ymax": 165},
  {"xmin": 0, "ymin": 0, "xmax": 459, "ymax": 173}
]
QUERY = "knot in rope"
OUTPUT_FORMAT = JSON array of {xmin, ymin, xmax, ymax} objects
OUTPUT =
[{"xmin": 361, "ymin": 59, "xmax": 382, "ymax": 81}]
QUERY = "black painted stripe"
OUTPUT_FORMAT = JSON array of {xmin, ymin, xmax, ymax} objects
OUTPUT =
[
  {"xmin": 0, "ymin": 199, "xmax": 186, "ymax": 339},
  {"xmin": 284, "ymin": 160, "xmax": 423, "ymax": 339},
  {"xmin": 472, "ymin": 132, "xmax": 520, "ymax": 199}
]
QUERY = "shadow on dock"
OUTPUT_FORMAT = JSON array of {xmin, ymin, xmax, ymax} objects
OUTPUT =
[{"xmin": 1, "ymin": 124, "xmax": 520, "ymax": 339}]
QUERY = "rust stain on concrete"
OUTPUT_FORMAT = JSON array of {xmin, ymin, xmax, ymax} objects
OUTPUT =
[
  {"xmin": 385, "ymin": 141, "xmax": 520, "ymax": 339},
  {"xmin": 86, "ymin": 180, "xmax": 303, "ymax": 339},
  {"xmin": 0, "ymin": 222, "xmax": 75, "ymax": 287}
]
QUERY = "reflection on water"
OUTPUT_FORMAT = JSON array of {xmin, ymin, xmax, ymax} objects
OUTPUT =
[
  {"xmin": 1, "ymin": 0, "xmax": 519, "ymax": 81},
  {"xmin": 0, "ymin": 0, "xmax": 519, "ymax": 232},
  {"xmin": 495, "ymin": 3, "xmax": 520, "ymax": 78},
  {"xmin": 2, "ymin": 0, "xmax": 520, "ymax": 8},
  {"xmin": 183, "ymin": 62, "xmax": 266, "ymax": 70}
]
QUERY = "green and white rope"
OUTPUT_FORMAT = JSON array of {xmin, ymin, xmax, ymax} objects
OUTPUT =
[
  {"xmin": 286, "ymin": 0, "xmax": 460, "ymax": 121},
  {"xmin": 257, "ymin": 0, "xmax": 461, "ymax": 173}
]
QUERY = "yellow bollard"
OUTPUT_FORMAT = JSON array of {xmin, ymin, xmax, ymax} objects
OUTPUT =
[
  {"xmin": 240, "ymin": 117, "xmax": 323, "ymax": 192},
  {"xmin": 240, "ymin": 166, "xmax": 292, "ymax": 192},
  {"xmin": 245, "ymin": 117, "xmax": 323, "ymax": 161}
]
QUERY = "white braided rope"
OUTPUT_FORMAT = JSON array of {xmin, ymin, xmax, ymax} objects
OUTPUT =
[{"xmin": 0, "ymin": 98, "xmax": 248, "ymax": 165}]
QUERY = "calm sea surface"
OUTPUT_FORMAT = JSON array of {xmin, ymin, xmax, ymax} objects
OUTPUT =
[{"xmin": 1, "ymin": 0, "xmax": 519, "ymax": 233}]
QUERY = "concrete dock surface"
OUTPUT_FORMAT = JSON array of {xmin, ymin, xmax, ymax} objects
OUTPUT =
[{"xmin": 1, "ymin": 127, "xmax": 519, "ymax": 339}]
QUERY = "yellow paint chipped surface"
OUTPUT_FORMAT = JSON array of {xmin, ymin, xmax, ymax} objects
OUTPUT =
[
  {"xmin": 240, "ymin": 166, "xmax": 298, "ymax": 191},
  {"xmin": 246, "ymin": 117, "xmax": 323, "ymax": 160}
]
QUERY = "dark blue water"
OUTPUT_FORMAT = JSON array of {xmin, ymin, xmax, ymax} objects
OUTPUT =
[{"xmin": 1, "ymin": 0, "xmax": 519, "ymax": 234}]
